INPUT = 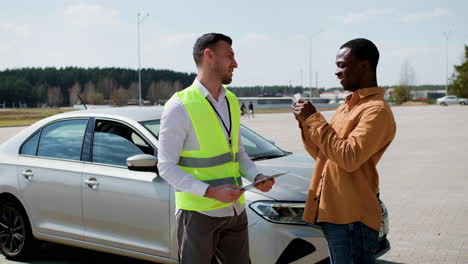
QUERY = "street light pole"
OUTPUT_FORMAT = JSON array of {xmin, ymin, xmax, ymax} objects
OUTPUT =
[
  {"xmin": 308, "ymin": 29, "xmax": 323, "ymax": 99},
  {"xmin": 443, "ymin": 32, "xmax": 449, "ymax": 96},
  {"xmin": 299, "ymin": 67, "xmax": 303, "ymax": 87},
  {"xmin": 137, "ymin": 12, "xmax": 149, "ymax": 106},
  {"xmin": 309, "ymin": 37, "xmax": 312, "ymax": 99},
  {"xmin": 315, "ymin": 71, "xmax": 318, "ymax": 97}
]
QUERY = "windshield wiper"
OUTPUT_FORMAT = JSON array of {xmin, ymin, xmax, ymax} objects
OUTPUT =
[{"xmin": 250, "ymin": 154, "xmax": 285, "ymax": 161}]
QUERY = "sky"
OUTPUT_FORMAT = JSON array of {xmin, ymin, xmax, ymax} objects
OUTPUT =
[{"xmin": 1, "ymin": 0, "xmax": 467, "ymax": 88}]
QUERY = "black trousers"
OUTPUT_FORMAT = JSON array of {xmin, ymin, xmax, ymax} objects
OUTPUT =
[{"xmin": 176, "ymin": 209, "xmax": 250, "ymax": 264}]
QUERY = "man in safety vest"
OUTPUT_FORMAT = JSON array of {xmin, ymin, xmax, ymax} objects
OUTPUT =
[{"xmin": 158, "ymin": 33, "xmax": 275, "ymax": 264}]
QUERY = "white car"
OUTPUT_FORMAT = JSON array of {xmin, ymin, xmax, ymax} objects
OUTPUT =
[
  {"xmin": 436, "ymin": 95, "xmax": 468, "ymax": 106},
  {"xmin": 0, "ymin": 106, "xmax": 390, "ymax": 263}
]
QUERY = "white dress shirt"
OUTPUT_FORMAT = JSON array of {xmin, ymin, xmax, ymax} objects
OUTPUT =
[{"xmin": 157, "ymin": 78, "xmax": 260, "ymax": 217}]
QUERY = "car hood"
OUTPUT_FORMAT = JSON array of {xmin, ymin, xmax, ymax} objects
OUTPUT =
[{"xmin": 249, "ymin": 154, "xmax": 314, "ymax": 201}]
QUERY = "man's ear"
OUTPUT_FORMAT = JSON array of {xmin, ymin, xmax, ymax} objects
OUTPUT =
[
  {"xmin": 203, "ymin": 48, "xmax": 214, "ymax": 65},
  {"xmin": 360, "ymin": 60, "xmax": 370, "ymax": 73}
]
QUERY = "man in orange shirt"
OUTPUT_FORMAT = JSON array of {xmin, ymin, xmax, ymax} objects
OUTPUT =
[{"xmin": 293, "ymin": 38, "xmax": 396, "ymax": 264}]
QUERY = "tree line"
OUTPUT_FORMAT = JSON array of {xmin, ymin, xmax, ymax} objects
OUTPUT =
[
  {"xmin": 392, "ymin": 45, "xmax": 468, "ymax": 104},
  {"xmin": 2, "ymin": 49, "xmax": 467, "ymax": 108},
  {"xmin": 449, "ymin": 45, "xmax": 468, "ymax": 98},
  {"xmin": 0, "ymin": 67, "xmax": 313, "ymax": 107},
  {"xmin": 0, "ymin": 67, "xmax": 196, "ymax": 107},
  {"xmin": 229, "ymin": 85, "xmax": 310, "ymax": 97}
]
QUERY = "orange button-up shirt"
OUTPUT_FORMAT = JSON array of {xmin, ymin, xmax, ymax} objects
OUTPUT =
[{"xmin": 299, "ymin": 87, "xmax": 396, "ymax": 231}]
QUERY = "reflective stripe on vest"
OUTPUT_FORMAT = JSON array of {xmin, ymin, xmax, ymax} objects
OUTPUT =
[
  {"xmin": 178, "ymin": 152, "xmax": 242, "ymax": 168},
  {"xmin": 174, "ymin": 176, "xmax": 243, "ymax": 192},
  {"xmin": 172, "ymin": 85, "xmax": 244, "ymax": 211}
]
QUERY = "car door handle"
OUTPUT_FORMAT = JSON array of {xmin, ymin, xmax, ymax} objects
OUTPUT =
[
  {"xmin": 84, "ymin": 178, "xmax": 99, "ymax": 189},
  {"xmin": 21, "ymin": 170, "xmax": 34, "ymax": 180}
]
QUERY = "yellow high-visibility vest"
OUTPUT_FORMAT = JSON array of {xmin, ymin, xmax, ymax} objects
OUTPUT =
[{"xmin": 173, "ymin": 85, "xmax": 244, "ymax": 211}]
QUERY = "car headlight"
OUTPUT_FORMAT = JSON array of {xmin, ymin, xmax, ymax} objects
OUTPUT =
[{"xmin": 249, "ymin": 201, "xmax": 307, "ymax": 225}]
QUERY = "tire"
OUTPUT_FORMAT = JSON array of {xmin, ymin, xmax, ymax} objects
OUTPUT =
[
  {"xmin": 460, "ymin": 102, "xmax": 466, "ymax": 105},
  {"xmin": 440, "ymin": 102, "xmax": 447, "ymax": 106},
  {"xmin": 0, "ymin": 201, "xmax": 37, "ymax": 260}
]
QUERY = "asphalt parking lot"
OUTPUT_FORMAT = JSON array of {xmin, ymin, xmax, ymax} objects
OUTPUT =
[{"xmin": 1, "ymin": 105, "xmax": 468, "ymax": 264}]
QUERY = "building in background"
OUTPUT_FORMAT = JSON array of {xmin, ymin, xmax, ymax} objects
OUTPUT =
[{"xmin": 410, "ymin": 90, "xmax": 446, "ymax": 100}]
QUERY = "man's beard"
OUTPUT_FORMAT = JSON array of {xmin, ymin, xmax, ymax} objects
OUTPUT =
[
  {"xmin": 222, "ymin": 74, "xmax": 232, "ymax": 84},
  {"xmin": 214, "ymin": 64, "xmax": 233, "ymax": 84}
]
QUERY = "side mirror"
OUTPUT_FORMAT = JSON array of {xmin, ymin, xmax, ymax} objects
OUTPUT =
[{"xmin": 127, "ymin": 154, "xmax": 158, "ymax": 173}]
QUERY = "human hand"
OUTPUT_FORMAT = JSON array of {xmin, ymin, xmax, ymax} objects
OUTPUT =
[
  {"xmin": 292, "ymin": 98, "xmax": 317, "ymax": 122},
  {"xmin": 204, "ymin": 184, "xmax": 245, "ymax": 203},
  {"xmin": 253, "ymin": 174, "xmax": 275, "ymax": 192}
]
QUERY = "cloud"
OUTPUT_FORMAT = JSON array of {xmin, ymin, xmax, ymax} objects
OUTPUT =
[
  {"xmin": 237, "ymin": 33, "xmax": 269, "ymax": 47},
  {"xmin": 63, "ymin": 3, "xmax": 121, "ymax": 27},
  {"xmin": 241, "ymin": 33, "xmax": 268, "ymax": 42},
  {"xmin": 157, "ymin": 32, "xmax": 200, "ymax": 48},
  {"xmin": 141, "ymin": 32, "xmax": 200, "ymax": 72},
  {"xmin": 388, "ymin": 46, "xmax": 439, "ymax": 59},
  {"xmin": 400, "ymin": 8, "xmax": 449, "ymax": 23},
  {"xmin": 337, "ymin": 9, "xmax": 395, "ymax": 25},
  {"xmin": 0, "ymin": 22, "xmax": 31, "ymax": 38}
]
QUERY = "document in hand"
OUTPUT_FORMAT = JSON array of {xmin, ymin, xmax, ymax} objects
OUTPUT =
[
  {"xmin": 241, "ymin": 172, "xmax": 288, "ymax": 191},
  {"xmin": 293, "ymin": 93, "xmax": 302, "ymax": 102}
]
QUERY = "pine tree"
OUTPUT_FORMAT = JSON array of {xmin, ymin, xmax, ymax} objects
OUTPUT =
[{"xmin": 449, "ymin": 45, "xmax": 468, "ymax": 98}]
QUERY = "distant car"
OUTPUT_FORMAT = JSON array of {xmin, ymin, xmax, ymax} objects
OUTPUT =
[
  {"xmin": 436, "ymin": 95, "xmax": 468, "ymax": 106},
  {"xmin": 0, "ymin": 106, "xmax": 391, "ymax": 263}
]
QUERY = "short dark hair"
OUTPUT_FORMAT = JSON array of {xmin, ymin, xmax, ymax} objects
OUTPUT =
[
  {"xmin": 193, "ymin": 33, "xmax": 232, "ymax": 66},
  {"xmin": 340, "ymin": 38, "xmax": 379, "ymax": 72}
]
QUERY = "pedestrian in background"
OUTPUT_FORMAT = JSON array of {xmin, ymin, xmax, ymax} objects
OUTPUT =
[
  {"xmin": 240, "ymin": 102, "xmax": 246, "ymax": 116},
  {"xmin": 248, "ymin": 101, "xmax": 254, "ymax": 118}
]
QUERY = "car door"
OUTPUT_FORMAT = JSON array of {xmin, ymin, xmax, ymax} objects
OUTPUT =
[
  {"xmin": 17, "ymin": 119, "xmax": 88, "ymax": 240},
  {"xmin": 446, "ymin": 96, "xmax": 457, "ymax": 104},
  {"xmin": 81, "ymin": 119, "xmax": 171, "ymax": 257}
]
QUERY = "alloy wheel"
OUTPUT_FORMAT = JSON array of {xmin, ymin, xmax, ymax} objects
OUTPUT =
[{"xmin": 0, "ymin": 206, "xmax": 26, "ymax": 255}]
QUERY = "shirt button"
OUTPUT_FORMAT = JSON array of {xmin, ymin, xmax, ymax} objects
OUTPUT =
[{"xmin": 314, "ymin": 197, "xmax": 318, "ymax": 201}]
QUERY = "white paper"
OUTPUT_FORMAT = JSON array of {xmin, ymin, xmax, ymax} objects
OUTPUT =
[
  {"xmin": 240, "ymin": 172, "xmax": 288, "ymax": 191},
  {"xmin": 294, "ymin": 93, "xmax": 302, "ymax": 102}
]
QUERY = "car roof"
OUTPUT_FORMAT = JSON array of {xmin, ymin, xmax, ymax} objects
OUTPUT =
[{"xmin": 55, "ymin": 106, "xmax": 164, "ymax": 122}]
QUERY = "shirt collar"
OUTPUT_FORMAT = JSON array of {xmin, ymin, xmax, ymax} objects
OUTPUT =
[
  {"xmin": 345, "ymin": 87, "xmax": 385, "ymax": 103},
  {"xmin": 357, "ymin": 87, "xmax": 385, "ymax": 98},
  {"xmin": 192, "ymin": 77, "xmax": 226, "ymax": 101}
]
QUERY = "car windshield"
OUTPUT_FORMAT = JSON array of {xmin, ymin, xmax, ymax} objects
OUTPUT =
[{"xmin": 140, "ymin": 120, "xmax": 289, "ymax": 161}]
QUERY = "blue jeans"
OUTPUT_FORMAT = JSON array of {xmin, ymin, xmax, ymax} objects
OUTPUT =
[{"xmin": 321, "ymin": 222, "xmax": 379, "ymax": 264}]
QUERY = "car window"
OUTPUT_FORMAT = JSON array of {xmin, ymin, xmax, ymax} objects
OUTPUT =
[
  {"xmin": 36, "ymin": 119, "xmax": 88, "ymax": 160},
  {"xmin": 242, "ymin": 135, "xmax": 257, "ymax": 149},
  {"xmin": 20, "ymin": 131, "xmax": 41, "ymax": 156},
  {"xmin": 92, "ymin": 120, "xmax": 154, "ymax": 167},
  {"xmin": 140, "ymin": 120, "xmax": 160, "ymax": 139},
  {"xmin": 140, "ymin": 119, "xmax": 287, "ymax": 160},
  {"xmin": 240, "ymin": 126, "xmax": 285, "ymax": 159}
]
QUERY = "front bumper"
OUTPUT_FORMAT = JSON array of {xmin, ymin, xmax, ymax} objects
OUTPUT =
[
  {"xmin": 246, "ymin": 198, "xmax": 391, "ymax": 263},
  {"xmin": 247, "ymin": 212, "xmax": 329, "ymax": 264},
  {"xmin": 248, "ymin": 218, "xmax": 391, "ymax": 264}
]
